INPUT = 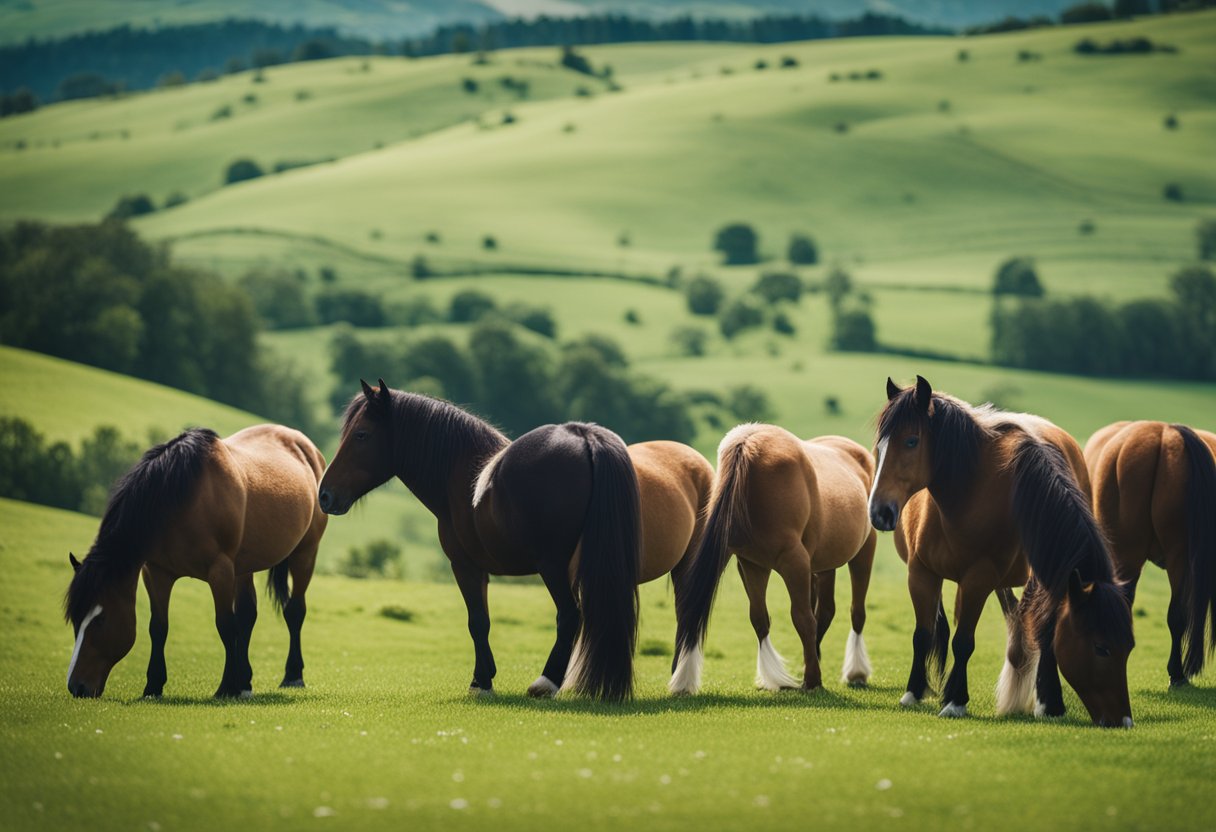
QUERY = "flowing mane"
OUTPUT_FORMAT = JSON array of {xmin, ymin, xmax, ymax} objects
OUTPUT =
[
  {"xmin": 1011, "ymin": 437, "xmax": 1135, "ymax": 651},
  {"xmin": 64, "ymin": 428, "xmax": 218, "ymax": 626},
  {"xmin": 342, "ymin": 389, "xmax": 508, "ymax": 505},
  {"xmin": 877, "ymin": 388, "xmax": 990, "ymax": 511}
]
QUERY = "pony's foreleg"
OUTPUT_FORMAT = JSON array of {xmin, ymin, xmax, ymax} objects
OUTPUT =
[
  {"xmin": 1165, "ymin": 559, "xmax": 1190, "ymax": 686},
  {"xmin": 232, "ymin": 574, "xmax": 258, "ymax": 695},
  {"xmin": 141, "ymin": 563, "xmax": 177, "ymax": 698},
  {"xmin": 812, "ymin": 570, "xmax": 837, "ymax": 661},
  {"xmin": 1027, "ymin": 581, "xmax": 1066, "ymax": 717},
  {"xmin": 903, "ymin": 560, "xmax": 944, "ymax": 707},
  {"xmin": 842, "ymin": 531, "xmax": 877, "ymax": 687},
  {"xmin": 537, "ymin": 564, "xmax": 580, "ymax": 697},
  {"xmin": 938, "ymin": 576, "xmax": 991, "ymax": 718},
  {"xmin": 451, "ymin": 559, "xmax": 496, "ymax": 695},
  {"xmin": 778, "ymin": 549, "xmax": 822, "ymax": 691},
  {"xmin": 739, "ymin": 559, "xmax": 798, "ymax": 691},
  {"xmin": 994, "ymin": 587, "xmax": 1038, "ymax": 716}
]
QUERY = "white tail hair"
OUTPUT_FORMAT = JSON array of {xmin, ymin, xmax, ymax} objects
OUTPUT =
[
  {"xmin": 668, "ymin": 642, "xmax": 704, "ymax": 695},
  {"xmin": 755, "ymin": 636, "xmax": 799, "ymax": 691},
  {"xmin": 841, "ymin": 630, "xmax": 872, "ymax": 686}
]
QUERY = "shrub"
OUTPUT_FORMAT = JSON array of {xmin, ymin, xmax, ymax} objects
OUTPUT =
[
  {"xmin": 993, "ymin": 257, "xmax": 1044, "ymax": 297},
  {"xmin": 507, "ymin": 304, "xmax": 558, "ymax": 339},
  {"xmin": 957, "ymin": 49, "xmax": 970, "ymax": 62},
  {"xmin": 1061, "ymin": 2, "xmax": 1113, "ymax": 24},
  {"xmin": 780, "ymin": 56, "xmax": 799, "ymax": 69},
  {"xmin": 462, "ymin": 77, "xmax": 478, "ymax": 93},
  {"xmin": 0, "ymin": 88, "xmax": 39, "ymax": 117},
  {"xmin": 752, "ymin": 272, "xmax": 803, "ymax": 305},
  {"xmin": 670, "ymin": 326, "xmax": 708, "ymax": 357},
  {"xmin": 831, "ymin": 308, "xmax": 877, "ymax": 351},
  {"xmin": 1078, "ymin": 219, "xmax": 1095, "ymax": 235},
  {"xmin": 224, "ymin": 158, "xmax": 264, "ymax": 185},
  {"xmin": 1163, "ymin": 114, "xmax": 1179, "ymax": 130},
  {"xmin": 411, "ymin": 255, "xmax": 433, "ymax": 279},
  {"xmin": 380, "ymin": 605, "xmax": 415, "ymax": 621},
  {"xmin": 163, "ymin": 191, "xmax": 189, "ymax": 209},
  {"xmin": 1198, "ymin": 218, "xmax": 1216, "ymax": 261},
  {"xmin": 319, "ymin": 266, "xmax": 338, "ymax": 284},
  {"xmin": 686, "ymin": 276, "xmax": 725, "ymax": 316},
  {"xmin": 560, "ymin": 46, "xmax": 595, "ymax": 76},
  {"xmin": 483, "ymin": 235, "xmax": 498, "ymax": 250},
  {"xmin": 315, "ymin": 289, "xmax": 386, "ymax": 327},
  {"xmin": 788, "ymin": 233, "xmax": 818, "ymax": 265},
  {"xmin": 449, "ymin": 290, "xmax": 497, "ymax": 323},
  {"xmin": 158, "ymin": 71, "xmax": 186, "ymax": 88},
  {"xmin": 211, "ymin": 104, "xmax": 232, "ymax": 120},
  {"xmin": 624, "ymin": 309, "xmax": 641, "ymax": 325},
  {"xmin": 713, "ymin": 223, "xmax": 759, "ymax": 265},
  {"xmin": 56, "ymin": 73, "xmax": 119, "ymax": 101},
  {"xmin": 772, "ymin": 312, "xmax": 797, "ymax": 335},
  {"xmin": 754, "ymin": 59, "xmax": 768, "ymax": 71},
  {"xmin": 824, "ymin": 267, "xmax": 853, "ymax": 308},
  {"xmin": 726, "ymin": 385, "xmax": 775, "ymax": 422},
  {"xmin": 564, "ymin": 334, "xmax": 629, "ymax": 368},
  {"xmin": 1163, "ymin": 183, "xmax": 1184, "ymax": 202},
  {"xmin": 105, "ymin": 194, "xmax": 156, "ymax": 221},
  {"xmin": 719, "ymin": 295, "xmax": 765, "ymax": 339},
  {"xmin": 389, "ymin": 296, "xmax": 443, "ymax": 327},
  {"xmin": 238, "ymin": 268, "xmax": 315, "ymax": 329},
  {"xmin": 338, "ymin": 540, "xmax": 403, "ymax": 579},
  {"xmin": 293, "ymin": 39, "xmax": 334, "ymax": 62}
]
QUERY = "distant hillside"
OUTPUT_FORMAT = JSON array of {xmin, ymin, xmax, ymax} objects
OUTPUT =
[{"xmin": 0, "ymin": 0, "xmax": 1082, "ymax": 45}]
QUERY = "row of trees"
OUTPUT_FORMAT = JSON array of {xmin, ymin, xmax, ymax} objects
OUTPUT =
[
  {"xmin": 713, "ymin": 224, "xmax": 820, "ymax": 266},
  {"xmin": 965, "ymin": 0, "xmax": 1208, "ymax": 34},
  {"xmin": 0, "ymin": 418, "xmax": 148, "ymax": 515},
  {"xmin": 992, "ymin": 266, "xmax": 1216, "ymax": 379},
  {"xmin": 0, "ymin": 221, "xmax": 317, "ymax": 435}
]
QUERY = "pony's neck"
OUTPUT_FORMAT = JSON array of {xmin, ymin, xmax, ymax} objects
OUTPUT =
[
  {"xmin": 389, "ymin": 394, "xmax": 508, "ymax": 516},
  {"xmin": 925, "ymin": 398, "xmax": 988, "ymax": 515}
]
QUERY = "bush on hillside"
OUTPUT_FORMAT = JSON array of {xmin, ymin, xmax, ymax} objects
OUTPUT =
[
  {"xmin": 449, "ymin": 290, "xmax": 497, "ymax": 323},
  {"xmin": 719, "ymin": 295, "xmax": 765, "ymax": 339},
  {"xmin": 824, "ymin": 267, "xmax": 853, "ymax": 309},
  {"xmin": 1060, "ymin": 2, "xmax": 1114, "ymax": 24},
  {"xmin": 686, "ymin": 276, "xmax": 725, "ymax": 316},
  {"xmin": 752, "ymin": 272, "xmax": 803, "ymax": 305},
  {"xmin": 506, "ymin": 303, "xmax": 558, "ymax": 339},
  {"xmin": 56, "ymin": 72, "xmax": 120, "ymax": 101},
  {"xmin": 163, "ymin": 191, "xmax": 189, "ymax": 209},
  {"xmin": 1163, "ymin": 183, "xmax": 1184, "ymax": 202},
  {"xmin": 0, "ymin": 88, "xmax": 39, "ymax": 117},
  {"xmin": 105, "ymin": 194, "xmax": 156, "ymax": 221},
  {"xmin": 726, "ymin": 385, "xmax": 775, "ymax": 422},
  {"xmin": 315, "ymin": 289, "xmax": 386, "ymax": 327},
  {"xmin": 788, "ymin": 233, "xmax": 819, "ymax": 265},
  {"xmin": 993, "ymin": 257, "xmax": 1044, "ymax": 297},
  {"xmin": 239, "ymin": 268, "xmax": 316, "ymax": 329},
  {"xmin": 713, "ymin": 223, "xmax": 759, "ymax": 265},
  {"xmin": 830, "ymin": 307, "xmax": 877, "ymax": 352},
  {"xmin": 1198, "ymin": 218, "xmax": 1216, "ymax": 261},
  {"xmin": 224, "ymin": 158, "xmax": 264, "ymax": 185},
  {"xmin": 670, "ymin": 326, "xmax": 709, "ymax": 357}
]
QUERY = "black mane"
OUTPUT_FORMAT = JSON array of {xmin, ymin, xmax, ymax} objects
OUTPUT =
[
  {"xmin": 1011, "ymin": 438, "xmax": 1134, "ymax": 650},
  {"xmin": 877, "ymin": 389, "xmax": 988, "ymax": 511},
  {"xmin": 343, "ymin": 389, "xmax": 508, "ymax": 508},
  {"xmin": 65, "ymin": 428, "xmax": 218, "ymax": 625}
]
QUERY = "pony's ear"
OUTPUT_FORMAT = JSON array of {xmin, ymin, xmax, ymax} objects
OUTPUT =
[
  {"xmin": 1067, "ymin": 569, "xmax": 1089, "ymax": 608},
  {"xmin": 69, "ymin": 553, "xmax": 81, "ymax": 572},
  {"xmin": 914, "ymin": 375, "xmax": 932, "ymax": 412},
  {"xmin": 376, "ymin": 378, "xmax": 391, "ymax": 403},
  {"xmin": 886, "ymin": 377, "xmax": 900, "ymax": 401},
  {"xmin": 360, "ymin": 379, "xmax": 376, "ymax": 401}
]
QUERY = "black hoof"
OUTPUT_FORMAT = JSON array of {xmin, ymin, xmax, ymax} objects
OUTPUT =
[
  {"xmin": 142, "ymin": 688, "xmax": 163, "ymax": 699},
  {"xmin": 281, "ymin": 678, "xmax": 305, "ymax": 689},
  {"xmin": 1169, "ymin": 677, "xmax": 1190, "ymax": 688}
]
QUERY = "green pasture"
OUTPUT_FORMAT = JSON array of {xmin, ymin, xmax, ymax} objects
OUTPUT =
[{"xmin": 2, "ymin": 496, "xmax": 1214, "ymax": 832}]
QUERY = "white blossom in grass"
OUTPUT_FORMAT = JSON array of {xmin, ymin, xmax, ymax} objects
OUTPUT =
[
  {"xmin": 876, "ymin": 778, "xmax": 893, "ymax": 791},
  {"xmin": 450, "ymin": 798, "xmax": 468, "ymax": 810},
  {"xmin": 366, "ymin": 798, "xmax": 389, "ymax": 810},
  {"xmin": 313, "ymin": 807, "xmax": 335, "ymax": 818},
  {"xmin": 754, "ymin": 796, "xmax": 770, "ymax": 808}
]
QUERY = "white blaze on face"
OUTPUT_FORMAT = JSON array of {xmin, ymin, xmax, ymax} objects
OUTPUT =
[
  {"xmin": 67, "ymin": 604, "xmax": 103, "ymax": 686},
  {"xmin": 868, "ymin": 437, "xmax": 890, "ymax": 512}
]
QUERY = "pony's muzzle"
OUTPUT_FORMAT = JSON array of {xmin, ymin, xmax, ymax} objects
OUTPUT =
[
  {"xmin": 69, "ymin": 680, "xmax": 100, "ymax": 698},
  {"xmin": 318, "ymin": 487, "xmax": 347, "ymax": 516},
  {"xmin": 870, "ymin": 502, "xmax": 899, "ymax": 532}
]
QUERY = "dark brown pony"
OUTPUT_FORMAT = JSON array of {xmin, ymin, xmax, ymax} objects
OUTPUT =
[
  {"xmin": 1085, "ymin": 421, "xmax": 1216, "ymax": 686},
  {"xmin": 317, "ymin": 380, "xmax": 712, "ymax": 702},
  {"xmin": 65, "ymin": 425, "xmax": 327, "ymax": 698},
  {"xmin": 669, "ymin": 424, "xmax": 877, "ymax": 695},
  {"xmin": 869, "ymin": 377, "xmax": 1134, "ymax": 727}
]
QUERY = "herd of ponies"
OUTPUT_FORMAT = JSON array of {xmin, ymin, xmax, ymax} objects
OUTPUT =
[{"xmin": 63, "ymin": 376, "xmax": 1216, "ymax": 729}]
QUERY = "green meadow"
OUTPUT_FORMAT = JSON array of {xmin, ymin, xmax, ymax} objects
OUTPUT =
[{"xmin": 2, "ymin": 8, "xmax": 1216, "ymax": 831}]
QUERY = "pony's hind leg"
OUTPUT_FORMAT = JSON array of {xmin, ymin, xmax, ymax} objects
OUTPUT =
[
  {"xmin": 668, "ymin": 553, "xmax": 703, "ymax": 694},
  {"xmin": 537, "ymin": 563, "xmax": 581, "ymax": 697},
  {"xmin": 739, "ymin": 559, "xmax": 798, "ymax": 691},
  {"xmin": 777, "ymin": 548, "xmax": 822, "ymax": 691},
  {"xmin": 903, "ymin": 559, "xmax": 945, "ymax": 707},
  {"xmin": 842, "ymin": 531, "xmax": 876, "ymax": 687},
  {"xmin": 812, "ymin": 570, "xmax": 837, "ymax": 660},
  {"xmin": 280, "ymin": 541, "xmax": 317, "ymax": 688},
  {"xmin": 451, "ymin": 558, "xmax": 497, "ymax": 696},
  {"xmin": 233, "ymin": 574, "xmax": 258, "ymax": 696},
  {"xmin": 142, "ymin": 563, "xmax": 177, "ymax": 698},
  {"xmin": 208, "ymin": 559, "xmax": 248, "ymax": 698}
]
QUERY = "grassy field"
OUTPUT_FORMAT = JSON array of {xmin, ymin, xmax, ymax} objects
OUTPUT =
[{"xmin": 3, "ymin": 496, "xmax": 1214, "ymax": 832}]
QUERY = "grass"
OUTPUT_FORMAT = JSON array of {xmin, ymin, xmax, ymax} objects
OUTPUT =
[{"xmin": 3, "ymin": 496, "xmax": 1215, "ymax": 831}]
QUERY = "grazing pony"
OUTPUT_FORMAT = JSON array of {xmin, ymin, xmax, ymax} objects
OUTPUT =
[
  {"xmin": 65, "ymin": 425, "xmax": 327, "ymax": 698},
  {"xmin": 1085, "ymin": 421, "xmax": 1216, "ymax": 686},
  {"xmin": 318, "ymin": 380, "xmax": 713, "ymax": 701},
  {"xmin": 669, "ymin": 424, "xmax": 877, "ymax": 695},
  {"xmin": 869, "ymin": 377, "xmax": 1133, "ymax": 727}
]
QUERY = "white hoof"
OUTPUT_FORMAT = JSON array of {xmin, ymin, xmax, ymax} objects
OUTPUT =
[
  {"xmin": 1034, "ymin": 700, "xmax": 1064, "ymax": 719},
  {"xmin": 239, "ymin": 689, "xmax": 253, "ymax": 700},
  {"xmin": 527, "ymin": 676, "xmax": 559, "ymax": 698},
  {"xmin": 1122, "ymin": 716, "xmax": 1134, "ymax": 729},
  {"xmin": 938, "ymin": 702, "xmax": 967, "ymax": 718},
  {"xmin": 899, "ymin": 691, "xmax": 922, "ymax": 708},
  {"xmin": 468, "ymin": 685, "xmax": 495, "ymax": 698},
  {"xmin": 840, "ymin": 630, "xmax": 872, "ymax": 687}
]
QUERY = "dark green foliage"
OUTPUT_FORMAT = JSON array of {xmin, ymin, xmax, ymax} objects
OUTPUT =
[
  {"xmin": 1078, "ymin": 219, "xmax": 1095, "ymax": 235},
  {"xmin": 1061, "ymin": 2, "xmax": 1114, "ymax": 23},
  {"xmin": 1198, "ymin": 218, "xmax": 1216, "ymax": 261},
  {"xmin": 993, "ymin": 257, "xmax": 1044, "ymax": 297},
  {"xmin": 56, "ymin": 72, "xmax": 119, "ymax": 100},
  {"xmin": 726, "ymin": 385, "xmax": 776, "ymax": 422},
  {"xmin": 1114, "ymin": 0, "xmax": 1153, "ymax": 16},
  {"xmin": 780, "ymin": 55, "xmax": 799, "ymax": 68},
  {"xmin": 1074, "ymin": 36, "xmax": 1172, "ymax": 54},
  {"xmin": 224, "ymin": 158, "xmax": 264, "ymax": 185},
  {"xmin": 686, "ymin": 276, "xmax": 725, "ymax": 316},
  {"xmin": 719, "ymin": 296, "xmax": 765, "ymax": 339},
  {"xmin": 105, "ymin": 194, "xmax": 156, "ymax": 221},
  {"xmin": 238, "ymin": 268, "xmax": 316, "ymax": 329},
  {"xmin": 772, "ymin": 312, "xmax": 797, "ymax": 335},
  {"xmin": 507, "ymin": 304, "xmax": 558, "ymax": 339},
  {"xmin": 563, "ymin": 334, "xmax": 628, "ymax": 368},
  {"xmin": 159, "ymin": 70, "xmax": 185, "ymax": 87},
  {"xmin": 163, "ymin": 191, "xmax": 189, "ymax": 209},
  {"xmin": 449, "ymin": 290, "xmax": 497, "ymax": 323},
  {"xmin": 831, "ymin": 308, "xmax": 877, "ymax": 351},
  {"xmin": 0, "ymin": 417, "xmax": 144, "ymax": 514},
  {"xmin": 196, "ymin": 67, "xmax": 218, "ymax": 82},
  {"xmin": 713, "ymin": 223, "xmax": 759, "ymax": 265},
  {"xmin": 0, "ymin": 87, "xmax": 39, "ymax": 117},
  {"xmin": 389, "ymin": 296, "xmax": 443, "ymax": 327},
  {"xmin": 824, "ymin": 267, "xmax": 853, "ymax": 308},
  {"xmin": 315, "ymin": 289, "xmax": 386, "ymax": 327},
  {"xmin": 957, "ymin": 49, "xmax": 970, "ymax": 62},
  {"xmin": 560, "ymin": 46, "xmax": 595, "ymax": 76},
  {"xmin": 1163, "ymin": 183, "xmax": 1184, "ymax": 202},
  {"xmin": 754, "ymin": 59, "xmax": 769, "ymax": 70},
  {"xmin": 380, "ymin": 605, "xmax": 415, "ymax": 621},
  {"xmin": 462, "ymin": 77, "xmax": 478, "ymax": 93},
  {"xmin": 1164, "ymin": 114, "xmax": 1179, "ymax": 130},
  {"xmin": 483, "ymin": 235, "xmax": 498, "ymax": 250},
  {"xmin": 787, "ymin": 233, "xmax": 818, "ymax": 265},
  {"xmin": 752, "ymin": 272, "xmax": 803, "ymax": 305},
  {"xmin": 338, "ymin": 540, "xmax": 402, "ymax": 579},
  {"xmin": 411, "ymin": 255, "xmax": 433, "ymax": 279},
  {"xmin": 670, "ymin": 326, "xmax": 708, "ymax": 357},
  {"xmin": 623, "ymin": 309, "xmax": 641, "ymax": 325},
  {"xmin": 293, "ymin": 39, "xmax": 335, "ymax": 62},
  {"xmin": 469, "ymin": 319, "xmax": 562, "ymax": 435}
]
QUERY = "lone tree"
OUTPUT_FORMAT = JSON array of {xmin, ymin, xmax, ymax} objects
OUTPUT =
[
  {"xmin": 106, "ymin": 194, "xmax": 156, "ymax": 221},
  {"xmin": 788, "ymin": 233, "xmax": 818, "ymax": 265},
  {"xmin": 713, "ymin": 223, "xmax": 759, "ymax": 265},
  {"xmin": 993, "ymin": 257, "xmax": 1044, "ymax": 297},
  {"xmin": 224, "ymin": 158, "xmax": 264, "ymax": 185},
  {"xmin": 824, "ymin": 267, "xmax": 853, "ymax": 309},
  {"xmin": 686, "ymin": 276, "xmax": 725, "ymax": 316}
]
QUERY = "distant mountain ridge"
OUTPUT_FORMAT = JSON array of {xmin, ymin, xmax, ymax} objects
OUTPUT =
[{"xmin": 0, "ymin": 0, "xmax": 1079, "ymax": 44}]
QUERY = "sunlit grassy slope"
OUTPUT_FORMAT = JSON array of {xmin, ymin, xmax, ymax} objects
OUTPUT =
[
  {"xmin": 3, "ymin": 496, "xmax": 1214, "ymax": 832},
  {"xmin": 0, "ymin": 346, "xmax": 441, "ymax": 574}
]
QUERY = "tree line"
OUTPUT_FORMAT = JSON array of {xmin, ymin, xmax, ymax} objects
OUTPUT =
[{"xmin": 0, "ymin": 221, "xmax": 317, "ymax": 435}]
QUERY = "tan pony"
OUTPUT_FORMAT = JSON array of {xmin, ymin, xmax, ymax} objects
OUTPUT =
[
  {"xmin": 868, "ymin": 376, "xmax": 1133, "ymax": 727},
  {"xmin": 1085, "ymin": 421, "xmax": 1216, "ymax": 687},
  {"xmin": 669, "ymin": 424, "xmax": 877, "ymax": 695}
]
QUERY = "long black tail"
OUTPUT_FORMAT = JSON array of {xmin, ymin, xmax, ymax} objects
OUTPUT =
[
  {"xmin": 674, "ymin": 432, "xmax": 752, "ymax": 661},
  {"xmin": 567, "ymin": 426, "xmax": 640, "ymax": 702},
  {"xmin": 929, "ymin": 597, "xmax": 950, "ymax": 687},
  {"xmin": 266, "ymin": 561, "xmax": 291, "ymax": 617},
  {"xmin": 1174, "ymin": 424, "xmax": 1216, "ymax": 677}
]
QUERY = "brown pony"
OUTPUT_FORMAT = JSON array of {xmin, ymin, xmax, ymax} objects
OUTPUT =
[
  {"xmin": 65, "ymin": 425, "xmax": 327, "ymax": 699},
  {"xmin": 669, "ymin": 424, "xmax": 877, "ymax": 695},
  {"xmin": 318, "ymin": 381, "xmax": 712, "ymax": 701},
  {"xmin": 869, "ymin": 377, "xmax": 1134, "ymax": 727},
  {"xmin": 1085, "ymin": 421, "xmax": 1216, "ymax": 686}
]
